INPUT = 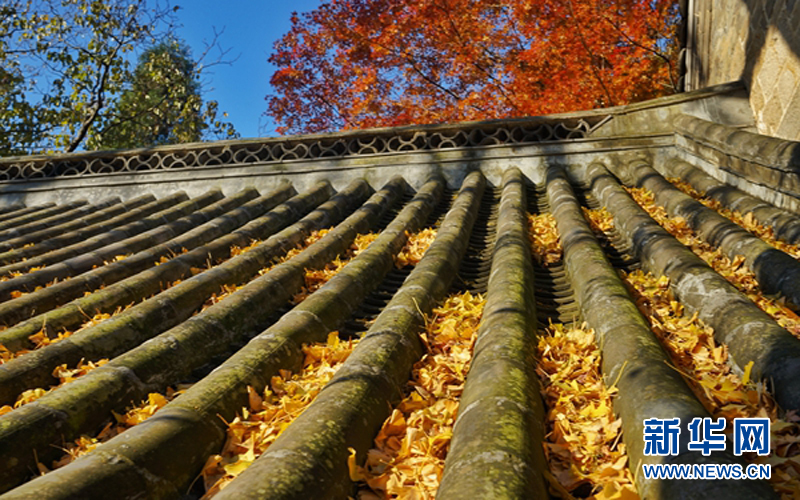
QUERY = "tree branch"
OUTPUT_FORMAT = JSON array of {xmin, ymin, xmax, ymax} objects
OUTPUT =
[
  {"xmin": 433, "ymin": 0, "xmax": 520, "ymax": 112},
  {"xmin": 565, "ymin": 0, "xmax": 615, "ymax": 107},
  {"xmin": 601, "ymin": 14, "xmax": 679, "ymax": 92},
  {"xmin": 66, "ymin": 62, "xmax": 110, "ymax": 152}
]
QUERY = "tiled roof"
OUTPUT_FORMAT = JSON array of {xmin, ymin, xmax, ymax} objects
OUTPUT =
[{"xmin": 0, "ymin": 83, "xmax": 798, "ymax": 499}]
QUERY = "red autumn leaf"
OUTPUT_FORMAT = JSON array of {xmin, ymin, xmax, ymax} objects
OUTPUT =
[{"xmin": 267, "ymin": 0, "xmax": 681, "ymax": 135}]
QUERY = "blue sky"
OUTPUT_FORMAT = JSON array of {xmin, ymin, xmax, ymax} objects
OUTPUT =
[{"xmin": 176, "ymin": 1, "xmax": 323, "ymax": 139}]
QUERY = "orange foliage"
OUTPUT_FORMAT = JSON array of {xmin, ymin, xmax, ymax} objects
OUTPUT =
[
  {"xmin": 268, "ymin": 0, "xmax": 681, "ymax": 134},
  {"xmin": 292, "ymin": 232, "xmax": 379, "ymax": 303},
  {"xmin": 394, "ymin": 228, "xmax": 437, "ymax": 268}
]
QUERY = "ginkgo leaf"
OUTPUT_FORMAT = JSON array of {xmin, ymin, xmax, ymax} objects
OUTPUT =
[
  {"xmin": 199, "ymin": 330, "xmax": 359, "ymax": 497},
  {"xmin": 354, "ymin": 291, "xmax": 485, "ymax": 499},
  {"xmin": 742, "ymin": 361, "xmax": 755, "ymax": 386},
  {"xmin": 348, "ymin": 447, "xmax": 368, "ymax": 482},
  {"xmin": 529, "ymin": 213, "xmax": 563, "ymax": 266},
  {"xmin": 610, "ymin": 192, "xmax": 800, "ymax": 498}
]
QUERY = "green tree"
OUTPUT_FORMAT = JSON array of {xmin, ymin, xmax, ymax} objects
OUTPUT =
[
  {"xmin": 0, "ymin": 0, "xmax": 236, "ymax": 156},
  {"xmin": 89, "ymin": 40, "xmax": 237, "ymax": 150}
]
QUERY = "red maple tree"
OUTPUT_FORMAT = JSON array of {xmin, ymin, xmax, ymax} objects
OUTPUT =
[{"xmin": 267, "ymin": 0, "xmax": 681, "ymax": 135}]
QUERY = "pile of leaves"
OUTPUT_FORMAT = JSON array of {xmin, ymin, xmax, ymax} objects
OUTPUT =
[
  {"xmin": 0, "ymin": 294, "xmax": 143, "ymax": 413},
  {"xmin": 352, "ymin": 291, "xmax": 485, "ymax": 500},
  {"xmin": 626, "ymin": 187, "xmax": 800, "ymax": 337},
  {"xmin": 537, "ymin": 322, "xmax": 637, "ymax": 500},
  {"xmin": 394, "ymin": 229, "xmax": 437, "ymax": 268},
  {"xmin": 31, "ymin": 231, "xmax": 320, "ymax": 473},
  {"xmin": 292, "ymin": 228, "xmax": 437, "ymax": 304},
  {"xmin": 201, "ymin": 332, "xmax": 358, "ymax": 497},
  {"xmin": 201, "ymin": 229, "xmax": 437, "ymax": 497},
  {"xmin": 0, "ymin": 335, "xmax": 51, "ymax": 365},
  {"xmin": 582, "ymin": 207, "xmax": 615, "ymax": 235},
  {"xmin": 291, "ymin": 233, "xmax": 378, "ymax": 304},
  {"xmin": 587, "ymin": 200, "xmax": 800, "ymax": 498},
  {"xmin": 625, "ymin": 270, "xmax": 765, "ymax": 416},
  {"xmin": 199, "ymin": 229, "xmax": 332, "ymax": 311},
  {"xmin": 2, "ymin": 227, "xmax": 431, "ymax": 368},
  {"xmin": 0, "ymin": 358, "xmax": 108, "ymax": 416},
  {"xmin": 528, "ymin": 213, "xmax": 563, "ymax": 266},
  {"xmin": 0, "ymin": 303, "xmax": 137, "ymax": 367},
  {"xmin": 0, "ymin": 251, "xmax": 180, "ymax": 365},
  {"xmin": 263, "ymin": 228, "xmax": 330, "ymax": 268},
  {"xmin": 0, "ymin": 344, "xmax": 18, "ymax": 364},
  {"xmin": 624, "ymin": 269, "xmax": 800, "ymax": 497},
  {"xmin": 532, "ymin": 207, "xmax": 638, "ymax": 499},
  {"xmin": 45, "ymin": 384, "xmax": 193, "ymax": 471},
  {"xmin": 668, "ymin": 178, "xmax": 800, "ymax": 259},
  {"xmin": 586, "ymin": 201, "xmax": 766, "ymax": 415}
]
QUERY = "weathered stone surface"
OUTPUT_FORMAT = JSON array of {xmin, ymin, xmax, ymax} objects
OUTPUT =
[
  {"xmin": 588, "ymin": 161, "xmax": 800, "ymax": 413},
  {"xmin": 554, "ymin": 165, "xmax": 773, "ymax": 499},
  {"xmin": 621, "ymin": 159, "xmax": 800, "ymax": 307},
  {"xmin": 0, "ymin": 179, "xmax": 380, "ymax": 492},
  {"xmin": 674, "ymin": 114, "xmax": 800, "ymax": 213},
  {"xmin": 1, "ymin": 177, "xmax": 445, "ymax": 500},
  {"xmin": 686, "ymin": 0, "xmax": 800, "ymax": 140},
  {"xmin": 213, "ymin": 172, "xmax": 485, "ymax": 500},
  {"xmin": 437, "ymin": 167, "xmax": 547, "ymax": 500},
  {"xmin": 664, "ymin": 158, "xmax": 800, "ymax": 242}
]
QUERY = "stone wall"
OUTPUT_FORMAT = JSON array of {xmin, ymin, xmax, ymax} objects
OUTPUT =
[
  {"xmin": 687, "ymin": 0, "xmax": 800, "ymax": 140},
  {"xmin": 0, "ymin": 135, "xmax": 672, "ymax": 206}
]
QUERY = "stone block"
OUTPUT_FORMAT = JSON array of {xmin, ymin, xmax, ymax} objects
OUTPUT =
[
  {"xmin": 757, "ymin": 97, "xmax": 785, "ymax": 136},
  {"xmin": 784, "ymin": 171, "xmax": 800, "ymax": 194},
  {"xmin": 761, "ymin": 34, "xmax": 785, "ymax": 81},
  {"xmin": 776, "ymin": 65, "xmax": 800, "ymax": 109},
  {"xmin": 761, "ymin": 93, "xmax": 786, "ymax": 125},
  {"xmin": 775, "ymin": 97, "xmax": 800, "ymax": 140},
  {"xmin": 751, "ymin": 83, "xmax": 766, "ymax": 112}
]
